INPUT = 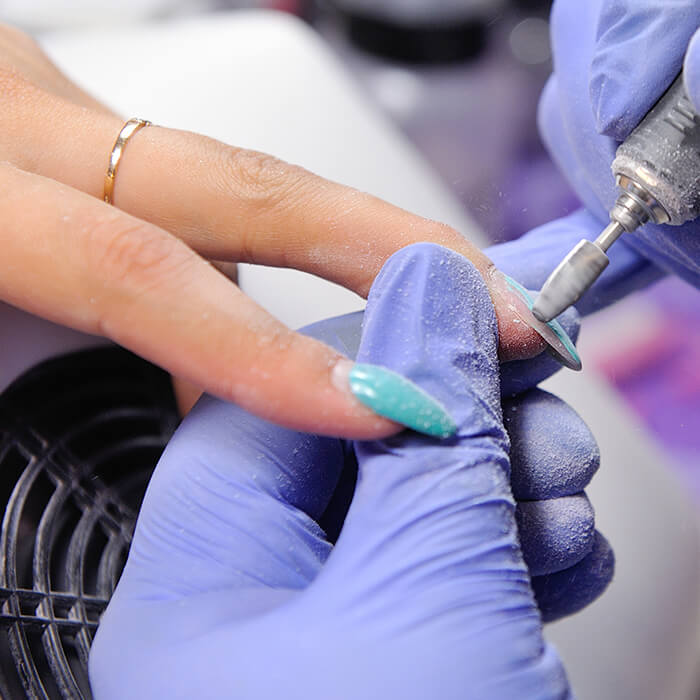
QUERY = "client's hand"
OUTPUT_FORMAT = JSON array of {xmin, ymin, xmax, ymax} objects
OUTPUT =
[
  {"xmin": 0, "ymin": 22, "xmax": 560, "ymax": 439},
  {"xmin": 89, "ymin": 244, "xmax": 612, "ymax": 699}
]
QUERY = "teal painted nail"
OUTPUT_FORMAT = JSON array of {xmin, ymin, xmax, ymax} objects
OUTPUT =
[
  {"xmin": 348, "ymin": 363, "xmax": 457, "ymax": 439},
  {"xmin": 501, "ymin": 274, "xmax": 582, "ymax": 371}
]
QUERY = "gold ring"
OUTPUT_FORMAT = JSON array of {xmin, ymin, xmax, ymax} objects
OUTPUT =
[{"xmin": 103, "ymin": 118, "xmax": 151, "ymax": 204}]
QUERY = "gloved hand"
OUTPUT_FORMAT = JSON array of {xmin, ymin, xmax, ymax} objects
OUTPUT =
[
  {"xmin": 89, "ymin": 243, "xmax": 612, "ymax": 699},
  {"xmin": 489, "ymin": 0, "xmax": 700, "ymax": 315}
]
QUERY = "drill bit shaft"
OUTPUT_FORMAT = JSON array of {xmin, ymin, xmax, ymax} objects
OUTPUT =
[
  {"xmin": 596, "ymin": 220, "xmax": 626, "ymax": 252},
  {"xmin": 531, "ymin": 221, "xmax": 625, "ymax": 323}
]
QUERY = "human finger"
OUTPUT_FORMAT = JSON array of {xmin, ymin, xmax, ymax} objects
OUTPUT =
[
  {"xmin": 516, "ymin": 494, "xmax": 595, "ymax": 577},
  {"xmin": 504, "ymin": 390, "xmax": 600, "ymax": 577},
  {"xmin": 504, "ymin": 389, "xmax": 599, "ymax": 500},
  {"xmin": 0, "ymin": 163, "xmax": 415, "ymax": 439},
  {"xmin": 308, "ymin": 245, "xmax": 569, "ymax": 694},
  {"xmin": 0, "ymin": 73, "xmax": 550, "ymax": 364},
  {"xmin": 499, "ymin": 307, "xmax": 580, "ymax": 396},
  {"xmin": 532, "ymin": 532, "xmax": 615, "ymax": 622}
]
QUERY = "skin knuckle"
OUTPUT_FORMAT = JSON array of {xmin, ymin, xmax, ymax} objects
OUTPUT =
[
  {"xmin": 88, "ymin": 216, "xmax": 184, "ymax": 288},
  {"xmin": 218, "ymin": 147, "xmax": 306, "ymax": 210}
]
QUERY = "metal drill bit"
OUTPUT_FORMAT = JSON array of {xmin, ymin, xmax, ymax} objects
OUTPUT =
[
  {"xmin": 532, "ymin": 222, "xmax": 625, "ymax": 323},
  {"xmin": 532, "ymin": 70, "xmax": 700, "ymax": 324}
]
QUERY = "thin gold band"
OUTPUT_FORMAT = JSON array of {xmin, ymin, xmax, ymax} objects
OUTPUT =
[{"xmin": 103, "ymin": 118, "xmax": 151, "ymax": 204}]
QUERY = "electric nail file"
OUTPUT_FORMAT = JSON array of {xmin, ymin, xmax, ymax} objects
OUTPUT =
[{"xmin": 532, "ymin": 70, "xmax": 700, "ymax": 323}]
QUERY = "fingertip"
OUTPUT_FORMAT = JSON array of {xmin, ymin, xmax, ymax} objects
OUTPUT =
[
  {"xmin": 499, "ymin": 312, "xmax": 578, "ymax": 396},
  {"xmin": 495, "ymin": 307, "xmax": 547, "ymax": 364},
  {"xmin": 355, "ymin": 243, "xmax": 509, "ymax": 437},
  {"xmin": 485, "ymin": 266, "xmax": 545, "ymax": 363},
  {"xmin": 516, "ymin": 494, "xmax": 595, "ymax": 577},
  {"xmin": 311, "ymin": 358, "xmax": 406, "ymax": 440},
  {"xmin": 331, "ymin": 358, "xmax": 451, "ymax": 440},
  {"xmin": 362, "ymin": 242, "xmax": 500, "ymax": 367},
  {"xmin": 298, "ymin": 313, "xmax": 417, "ymax": 439},
  {"xmin": 532, "ymin": 531, "xmax": 615, "ymax": 622},
  {"xmin": 375, "ymin": 243, "xmax": 544, "ymax": 367},
  {"xmin": 505, "ymin": 389, "xmax": 598, "ymax": 501},
  {"xmin": 488, "ymin": 269, "xmax": 580, "ymax": 370}
]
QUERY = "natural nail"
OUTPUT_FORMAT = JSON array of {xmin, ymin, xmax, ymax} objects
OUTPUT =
[{"xmin": 489, "ymin": 270, "xmax": 582, "ymax": 371}]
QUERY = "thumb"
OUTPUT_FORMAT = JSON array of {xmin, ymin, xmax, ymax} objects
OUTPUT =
[
  {"xmin": 312, "ymin": 244, "xmax": 567, "ymax": 692},
  {"xmin": 326, "ymin": 243, "xmax": 509, "ymax": 604},
  {"xmin": 685, "ymin": 26, "xmax": 700, "ymax": 112}
]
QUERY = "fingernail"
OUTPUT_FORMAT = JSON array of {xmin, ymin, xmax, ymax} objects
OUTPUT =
[
  {"xmin": 489, "ymin": 270, "xmax": 582, "ymax": 371},
  {"xmin": 332, "ymin": 361, "xmax": 457, "ymax": 439}
]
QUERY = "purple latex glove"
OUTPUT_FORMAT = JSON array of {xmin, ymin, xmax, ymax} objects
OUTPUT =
[
  {"xmin": 89, "ymin": 244, "xmax": 612, "ymax": 698},
  {"xmin": 490, "ymin": 0, "xmax": 700, "ymax": 313}
]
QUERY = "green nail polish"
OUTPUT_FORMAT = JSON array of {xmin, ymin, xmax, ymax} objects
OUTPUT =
[
  {"xmin": 545, "ymin": 315, "xmax": 581, "ymax": 368},
  {"xmin": 502, "ymin": 274, "xmax": 582, "ymax": 371},
  {"xmin": 348, "ymin": 363, "xmax": 457, "ymax": 439}
]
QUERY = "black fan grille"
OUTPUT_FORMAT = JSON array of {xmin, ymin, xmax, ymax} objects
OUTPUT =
[{"xmin": 0, "ymin": 349, "xmax": 178, "ymax": 699}]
